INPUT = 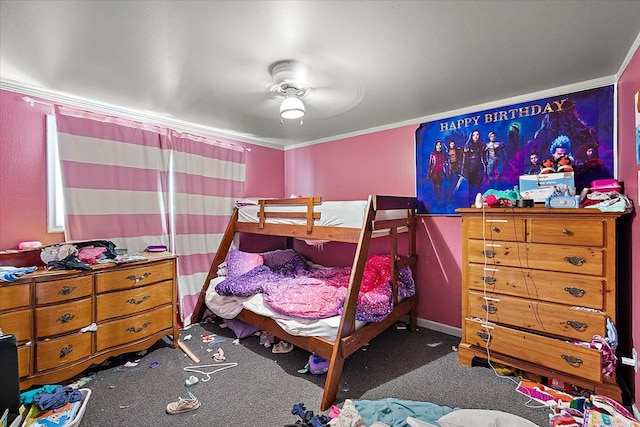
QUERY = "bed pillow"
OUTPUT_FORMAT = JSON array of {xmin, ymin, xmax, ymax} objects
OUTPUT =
[
  {"xmin": 226, "ymin": 249, "xmax": 264, "ymax": 279},
  {"xmin": 222, "ymin": 318, "xmax": 260, "ymax": 339},
  {"xmin": 262, "ymin": 249, "xmax": 298, "ymax": 268},
  {"xmin": 436, "ymin": 409, "xmax": 538, "ymax": 427}
]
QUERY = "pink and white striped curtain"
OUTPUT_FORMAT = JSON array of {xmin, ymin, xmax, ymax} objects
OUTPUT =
[
  {"xmin": 168, "ymin": 131, "xmax": 245, "ymax": 325},
  {"xmin": 55, "ymin": 106, "xmax": 171, "ymax": 251},
  {"xmin": 55, "ymin": 106, "xmax": 245, "ymax": 325}
]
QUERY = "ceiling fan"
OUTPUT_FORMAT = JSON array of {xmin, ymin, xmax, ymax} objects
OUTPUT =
[
  {"xmin": 269, "ymin": 60, "xmax": 312, "ymax": 124},
  {"xmin": 264, "ymin": 59, "xmax": 364, "ymax": 125}
]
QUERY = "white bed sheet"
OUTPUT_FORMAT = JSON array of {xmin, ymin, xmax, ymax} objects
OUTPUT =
[
  {"xmin": 236, "ymin": 199, "xmax": 407, "ymax": 228},
  {"xmin": 205, "ymin": 277, "xmax": 365, "ymax": 341}
]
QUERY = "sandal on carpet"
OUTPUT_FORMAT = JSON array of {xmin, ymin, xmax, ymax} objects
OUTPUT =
[
  {"xmin": 272, "ymin": 341, "xmax": 293, "ymax": 354},
  {"xmin": 166, "ymin": 397, "xmax": 201, "ymax": 414}
]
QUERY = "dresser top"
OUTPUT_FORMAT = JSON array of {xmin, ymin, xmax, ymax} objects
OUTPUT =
[
  {"xmin": 456, "ymin": 207, "xmax": 625, "ymax": 218},
  {"xmin": 1, "ymin": 251, "xmax": 176, "ymax": 282}
]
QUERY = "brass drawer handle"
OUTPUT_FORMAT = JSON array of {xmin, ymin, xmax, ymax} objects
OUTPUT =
[
  {"xmin": 562, "ymin": 229, "xmax": 572, "ymax": 235},
  {"xmin": 60, "ymin": 344, "xmax": 73, "ymax": 359},
  {"xmin": 566, "ymin": 320, "xmax": 587, "ymax": 332},
  {"xmin": 57, "ymin": 313, "xmax": 75, "ymax": 323},
  {"xmin": 564, "ymin": 256, "xmax": 585, "ymax": 266},
  {"xmin": 561, "ymin": 354, "xmax": 583, "ymax": 367},
  {"xmin": 481, "ymin": 276, "xmax": 496, "ymax": 285},
  {"xmin": 126, "ymin": 295, "xmax": 151, "ymax": 305},
  {"xmin": 481, "ymin": 250, "xmax": 496, "ymax": 258},
  {"xmin": 491, "ymin": 226, "xmax": 500, "ymax": 233},
  {"xmin": 564, "ymin": 287, "xmax": 586, "ymax": 297},
  {"xmin": 482, "ymin": 304, "xmax": 497, "ymax": 314},
  {"xmin": 127, "ymin": 272, "xmax": 151, "ymax": 282},
  {"xmin": 58, "ymin": 285, "xmax": 77, "ymax": 295},
  {"xmin": 126, "ymin": 322, "xmax": 151, "ymax": 333},
  {"xmin": 476, "ymin": 331, "xmax": 490, "ymax": 342}
]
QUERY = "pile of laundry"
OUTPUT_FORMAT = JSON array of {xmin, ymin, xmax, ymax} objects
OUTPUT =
[
  {"xmin": 20, "ymin": 385, "xmax": 87, "ymax": 426},
  {"xmin": 549, "ymin": 394, "xmax": 640, "ymax": 427},
  {"xmin": 581, "ymin": 191, "xmax": 634, "ymax": 213},
  {"xmin": 40, "ymin": 240, "xmax": 118, "ymax": 270}
]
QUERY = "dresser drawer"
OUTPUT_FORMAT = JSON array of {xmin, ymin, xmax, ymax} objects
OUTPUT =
[
  {"xmin": 466, "ymin": 217, "xmax": 526, "ymax": 242},
  {"xmin": 468, "ymin": 240, "xmax": 604, "ymax": 276},
  {"xmin": 464, "ymin": 319, "xmax": 602, "ymax": 382},
  {"xmin": 18, "ymin": 344, "xmax": 31, "ymax": 377},
  {"xmin": 0, "ymin": 309, "xmax": 32, "ymax": 342},
  {"xmin": 468, "ymin": 291, "xmax": 606, "ymax": 341},
  {"xmin": 0, "ymin": 283, "xmax": 31, "ymax": 310},
  {"xmin": 96, "ymin": 261, "xmax": 173, "ymax": 293},
  {"xmin": 35, "ymin": 298, "xmax": 93, "ymax": 338},
  {"xmin": 467, "ymin": 264, "xmax": 605, "ymax": 309},
  {"xmin": 36, "ymin": 276, "xmax": 93, "ymax": 304},
  {"xmin": 36, "ymin": 331, "xmax": 92, "ymax": 371},
  {"xmin": 530, "ymin": 218, "xmax": 604, "ymax": 247},
  {"xmin": 96, "ymin": 304, "xmax": 173, "ymax": 351},
  {"xmin": 96, "ymin": 280, "xmax": 173, "ymax": 321}
]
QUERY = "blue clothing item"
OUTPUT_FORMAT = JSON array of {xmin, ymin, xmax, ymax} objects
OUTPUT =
[
  {"xmin": 34, "ymin": 386, "xmax": 83, "ymax": 411},
  {"xmin": 0, "ymin": 266, "xmax": 37, "ymax": 282},
  {"xmin": 353, "ymin": 398, "xmax": 458, "ymax": 427},
  {"xmin": 20, "ymin": 385, "xmax": 60, "ymax": 406},
  {"xmin": 606, "ymin": 316, "xmax": 618, "ymax": 349}
]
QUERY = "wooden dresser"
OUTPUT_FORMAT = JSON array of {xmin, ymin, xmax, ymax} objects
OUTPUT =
[
  {"xmin": 0, "ymin": 252, "xmax": 178, "ymax": 389},
  {"xmin": 456, "ymin": 207, "xmax": 625, "ymax": 400}
]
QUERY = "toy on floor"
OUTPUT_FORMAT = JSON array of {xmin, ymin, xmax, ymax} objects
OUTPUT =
[
  {"xmin": 284, "ymin": 402, "xmax": 331, "ymax": 427},
  {"xmin": 297, "ymin": 353, "xmax": 330, "ymax": 376}
]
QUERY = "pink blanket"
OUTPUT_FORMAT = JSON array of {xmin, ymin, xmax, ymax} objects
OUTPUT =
[
  {"xmin": 263, "ymin": 254, "xmax": 414, "ymax": 321},
  {"xmin": 215, "ymin": 252, "xmax": 415, "ymax": 321}
]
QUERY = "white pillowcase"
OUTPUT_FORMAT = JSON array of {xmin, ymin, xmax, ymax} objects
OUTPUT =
[
  {"xmin": 406, "ymin": 416, "xmax": 439, "ymax": 427},
  {"xmin": 436, "ymin": 409, "xmax": 538, "ymax": 427}
]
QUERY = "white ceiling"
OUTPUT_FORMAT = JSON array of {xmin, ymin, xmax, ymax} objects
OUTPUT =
[{"xmin": 2, "ymin": 1, "xmax": 640, "ymax": 149}]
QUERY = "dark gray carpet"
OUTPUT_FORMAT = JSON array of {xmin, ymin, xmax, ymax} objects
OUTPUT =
[{"xmin": 71, "ymin": 322, "xmax": 550, "ymax": 426}]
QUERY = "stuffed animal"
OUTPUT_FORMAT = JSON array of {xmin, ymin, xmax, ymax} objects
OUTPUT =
[
  {"xmin": 540, "ymin": 158, "xmax": 555, "ymax": 174},
  {"xmin": 555, "ymin": 155, "xmax": 574, "ymax": 172},
  {"xmin": 309, "ymin": 354, "xmax": 329, "ymax": 375}
]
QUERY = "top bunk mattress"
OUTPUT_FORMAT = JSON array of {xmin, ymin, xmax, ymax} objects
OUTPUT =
[{"xmin": 236, "ymin": 199, "xmax": 408, "ymax": 228}]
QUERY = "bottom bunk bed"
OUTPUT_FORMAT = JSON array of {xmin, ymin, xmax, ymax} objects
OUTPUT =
[{"xmin": 192, "ymin": 195, "xmax": 418, "ymax": 410}]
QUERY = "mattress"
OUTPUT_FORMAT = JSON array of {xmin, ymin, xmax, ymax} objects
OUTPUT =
[
  {"xmin": 205, "ymin": 277, "xmax": 365, "ymax": 341},
  {"xmin": 236, "ymin": 199, "xmax": 408, "ymax": 228}
]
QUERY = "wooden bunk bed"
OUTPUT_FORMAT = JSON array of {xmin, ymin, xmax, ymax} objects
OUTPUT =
[{"xmin": 191, "ymin": 194, "xmax": 418, "ymax": 410}]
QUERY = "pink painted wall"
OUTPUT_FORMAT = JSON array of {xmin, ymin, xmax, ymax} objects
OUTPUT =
[
  {"xmin": 0, "ymin": 88, "xmax": 284, "ymax": 250},
  {"xmin": 285, "ymin": 127, "xmax": 463, "ymax": 328},
  {"xmin": 617, "ymin": 45, "xmax": 640, "ymax": 405},
  {"xmin": 0, "ymin": 90, "xmax": 63, "ymax": 249},
  {"xmin": 285, "ymin": 127, "xmax": 416, "ymax": 200},
  {"xmin": 242, "ymin": 143, "xmax": 285, "ymax": 199}
]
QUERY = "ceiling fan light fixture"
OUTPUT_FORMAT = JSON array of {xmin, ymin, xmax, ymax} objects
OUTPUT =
[{"xmin": 280, "ymin": 95, "xmax": 305, "ymax": 120}]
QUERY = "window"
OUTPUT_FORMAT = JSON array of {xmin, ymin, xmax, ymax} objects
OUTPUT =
[{"xmin": 46, "ymin": 114, "xmax": 65, "ymax": 232}]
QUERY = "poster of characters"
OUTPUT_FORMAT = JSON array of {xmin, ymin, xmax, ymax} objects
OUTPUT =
[{"xmin": 415, "ymin": 85, "xmax": 614, "ymax": 215}]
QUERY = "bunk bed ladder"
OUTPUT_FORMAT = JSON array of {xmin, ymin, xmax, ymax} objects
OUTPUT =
[
  {"xmin": 322, "ymin": 195, "xmax": 376, "ymax": 410},
  {"xmin": 192, "ymin": 208, "xmax": 239, "ymax": 323}
]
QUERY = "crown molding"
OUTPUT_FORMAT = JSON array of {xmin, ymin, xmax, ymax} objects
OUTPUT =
[{"xmin": 0, "ymin": 79, "xmax": 286, "ymax": 151}]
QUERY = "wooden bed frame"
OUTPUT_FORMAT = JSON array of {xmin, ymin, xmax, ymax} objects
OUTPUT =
[{"xmin": 192, "ymin": 195, "xmax": 418, "ymax": 410}]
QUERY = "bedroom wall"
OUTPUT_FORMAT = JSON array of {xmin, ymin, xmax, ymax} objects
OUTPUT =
[
  {"xmin": 616, "ymin": 44, "xmax": 640, "ymax": 408},
  {"xmin": 285, "ymin": 66, "xmax": 640, "ymax": 343},
  {"xmin": 0, "ymin": 88, "xmax": 285, "ymax": 251},
  {"xmin": 285, "ymin": 127, "xmax": 463, "ymax": 331},
  {"xmin": 0, "ymin": 91, "xmax": 62, "ymax": 249}
]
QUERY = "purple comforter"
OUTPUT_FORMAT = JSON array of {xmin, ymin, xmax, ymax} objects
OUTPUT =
[{"xmin": 215, "ymin": 253, "xmax": 415, "ymax": 322}]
